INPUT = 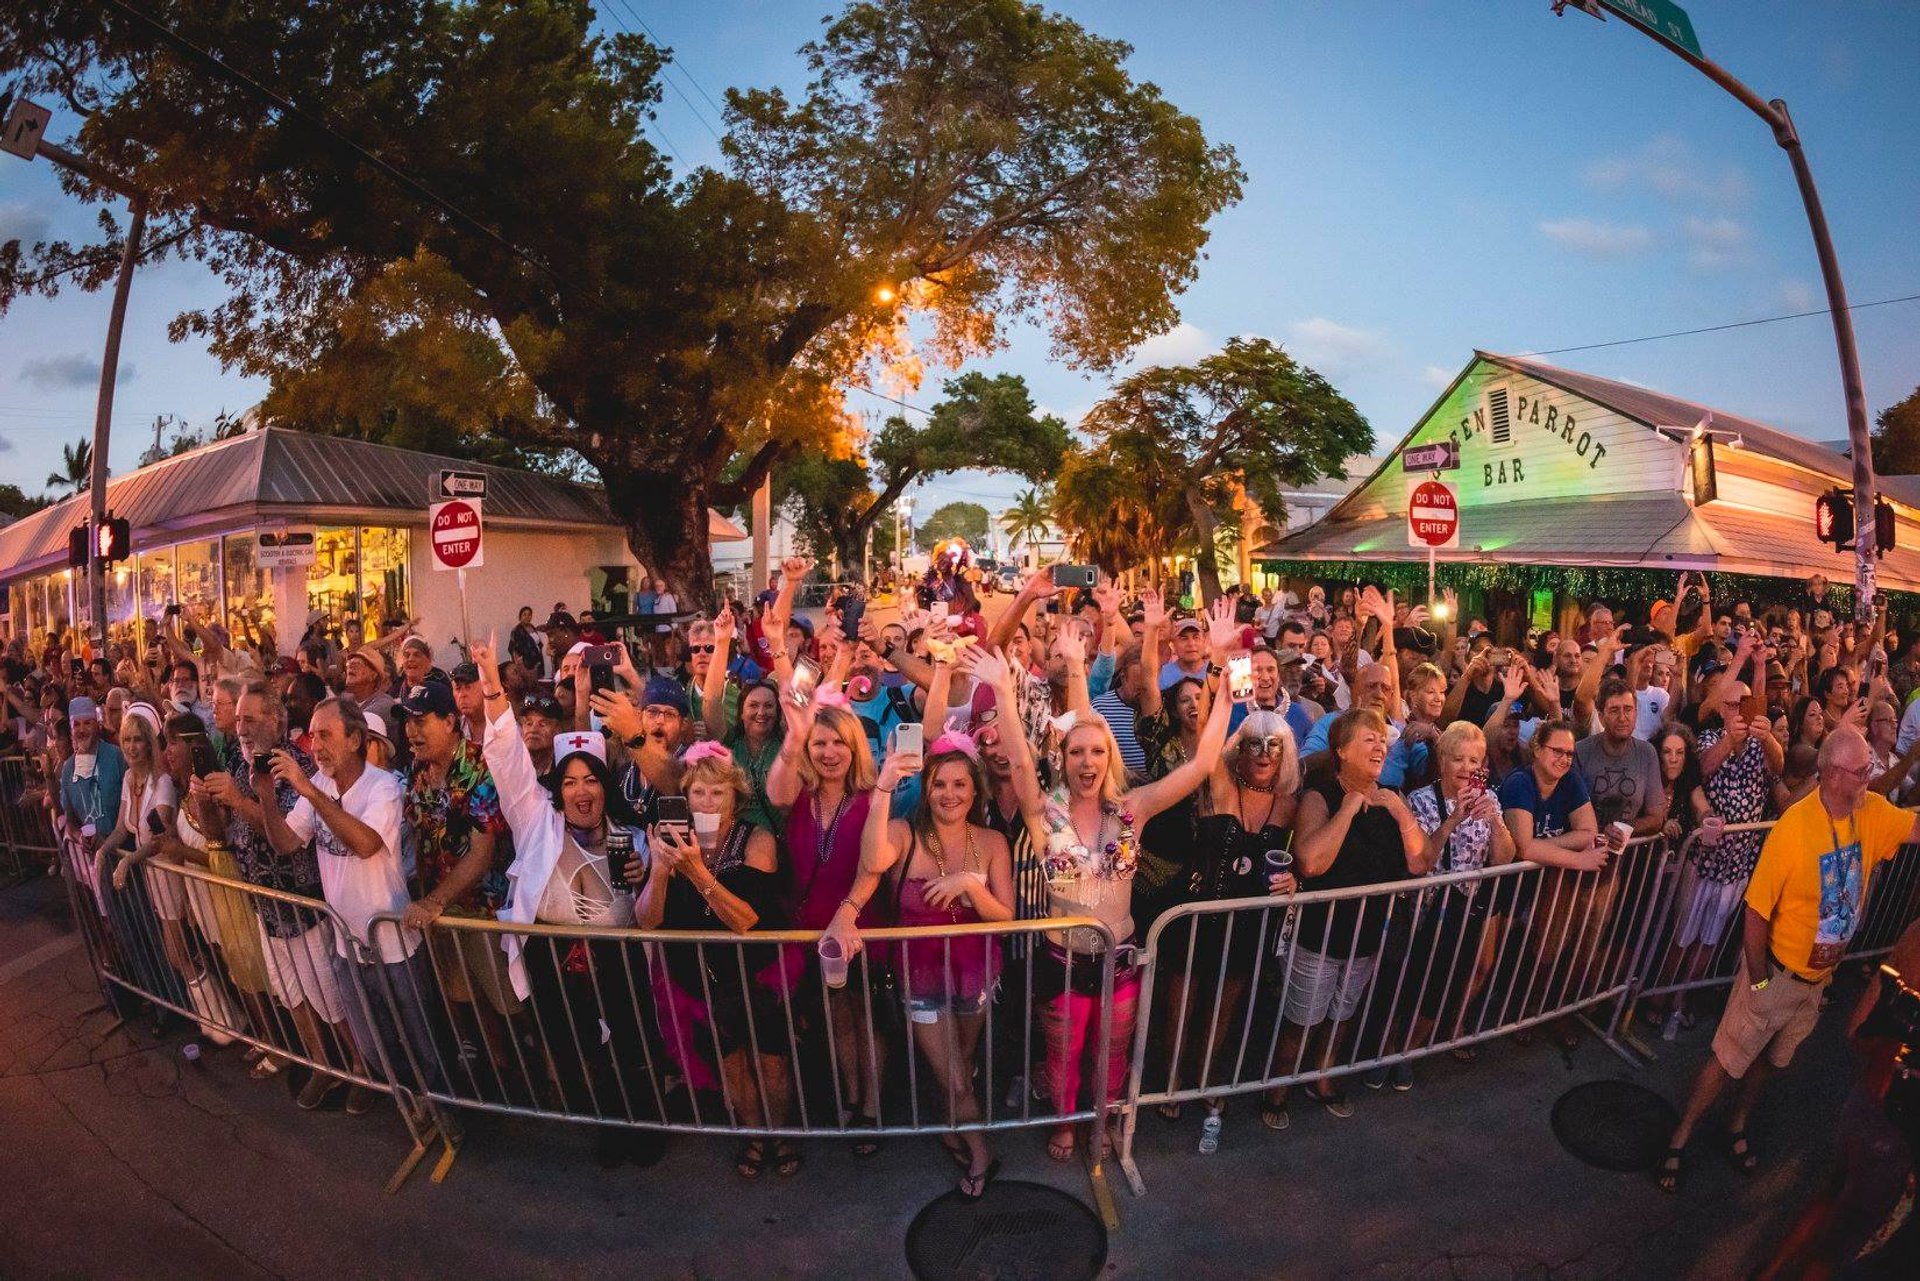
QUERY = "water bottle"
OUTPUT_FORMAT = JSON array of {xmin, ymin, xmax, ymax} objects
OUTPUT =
[{"xmin": 1198, "ymin": 1112, "xmax": 1222, "ymax": 1155}]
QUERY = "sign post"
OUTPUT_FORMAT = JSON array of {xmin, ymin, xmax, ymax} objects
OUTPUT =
[
  {"xmin": 434, "ymin": 469, "xmax": 488, "ymax": 503},
  {"xmin": 430, "ymin": 498, "xmax": 484, "ymax": 646},
  {"xmin": 1408, "ymin": 477, "xmax": 1460, "ymax": 616}
]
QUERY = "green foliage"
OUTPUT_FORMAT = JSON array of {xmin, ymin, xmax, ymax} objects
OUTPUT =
[
  {"xmin": 0, "ymin": 482, "xmax": 51, "ymax": 520},
  {"xmin": 1000, "ymin": 486, "xmax": 1054, "ymax": 550},
  {"xmin": 1872, "ymin": 385, "xmax": 1920, "ymax": 476},
  {"xmin": 0, "ymin": 0, "xmax": 1241, "ymax": 602},
  {"xmin": 1056, "ymin": 337, "xmax": 1372, "ymax": 597},
  {"xmin": 916, "ymin": 500, "xmax": 990, "ymax": 551},
  {"xmin": 44, "ymin": 437, "xmax": 95, "ymax": 497}
]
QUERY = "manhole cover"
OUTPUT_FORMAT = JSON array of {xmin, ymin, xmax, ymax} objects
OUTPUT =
[
  {"xmin": 905, "ymin": 1179, "xmax": 1106, "ymax": 1281},
  {"xmin": 1551, "ymin": 1079, "xmax": 1679, "ymax": 1172}
]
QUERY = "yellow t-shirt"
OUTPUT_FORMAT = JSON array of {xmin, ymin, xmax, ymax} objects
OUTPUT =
[{"xmin": 1745, "ymin": 790, "xmax": 1913, "ymax": 980}]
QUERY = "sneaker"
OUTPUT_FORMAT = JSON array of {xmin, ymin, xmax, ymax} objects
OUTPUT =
[
  {"xmin": 345, "ymin": 1084, "xmax": 378, "ymax": 1116},
  {"xmin": 1362, "ymin": 1066, "xmax": 1389, "ymax": 1091},
  {"xmin": 1389, "ymin": 1063, "xmax": 1414, "ymax": 1092},
  {"xmin": 296, "ymin": 1073, "xmax": 343, "ymax": 1111},
  {"xmin": 1198, "ymin": 1112, "xmax": 1222, "ymax": 1155}
]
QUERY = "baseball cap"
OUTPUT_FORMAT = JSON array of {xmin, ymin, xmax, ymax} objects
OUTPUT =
[
  {"xmin": 546, "ymin": 610, "xmax": 578, "ymax": 631},
  {"xmin": 449, "ymin": 661, "xmax": 481, "ymax": 685},
  {"xmin": 1272, "ymin": 646, "xmax": 1308, "ymax": 667},
  {"xmin": 520, "ymin": 694, "xmax": 566, "ymax": 722},
  {"xmin": 399, "ymin": 682, "xmax": 458, "ymax": 718},
  {"xmin": 364, "ymin": 711, "xmax": 392, "ymax": 745},
  {"xmin": 399, "ymin": 634, "xmax": 433, "ymax": 657},
  {"xmin": 1172, "ymin": 617, "xmax": 1204, "ymax": 634}
]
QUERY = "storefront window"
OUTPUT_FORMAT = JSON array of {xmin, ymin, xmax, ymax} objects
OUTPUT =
[
  {"xmin": 176, "ymin": 539, "xmax": 222, "ymax": 628},
  {"xmin": 306, "ymin": 527, "xmax": 360, "ymax": 637},
  {"xmin": 138, "ymin": 545, "xmax": 176, "ymax": 622},
  {"xmin": 223, "ymin": 533, "xmax": 275, "ymax": 640},
  {"xmin": 48, "ymin": 571, "xmax": 72, "ymax": 635},
  {"xmin": 106, "ymin": 557, "xmax": 138, "ymax": 635},
  {"xmin": 358, "ymin": 527, "xmax": 410, "ymax": 642}
]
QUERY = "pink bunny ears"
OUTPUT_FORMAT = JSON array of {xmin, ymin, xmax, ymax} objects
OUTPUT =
[{"xmin": 926, "ymin": 730, "xmax": 980, "ymax": 762}]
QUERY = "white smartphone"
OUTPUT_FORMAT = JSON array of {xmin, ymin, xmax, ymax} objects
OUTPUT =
[
  {"xmin": 930, "ymin": 601, "xmax": 950, "ymax": 621},
  {"xmin": 892, "ymin": 722, "xmax": 924, "ymax": 761},
  {"xmin": 1227, "ymin": 653, "xmax": 1254, "ymax": 703}
]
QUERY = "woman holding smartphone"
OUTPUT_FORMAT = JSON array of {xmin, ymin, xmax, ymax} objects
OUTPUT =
[{"xmin": 467, "ymin": 638, "xmax": 661, "ymax": 1170}]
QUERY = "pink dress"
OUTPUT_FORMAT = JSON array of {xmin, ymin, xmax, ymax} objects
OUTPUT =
[{"xmin": 896, "ymin": 875, "xmax": 999, "ymax": 1006}]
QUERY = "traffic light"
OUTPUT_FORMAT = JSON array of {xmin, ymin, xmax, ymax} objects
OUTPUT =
[
  {"xmin": 1815, "ymin": 489, "xmax": 1852, "ymax": 549},
  {"xmin": 1877, "ymin": 498, "xmax": 1897, "ymax": 555},
  {"xmin": 94, "ymin": 514, "xmax": 131, "ymax": 564},
  {"xmin": 68, "ymin": 525, "xmax": 89, "ymax": 568}
]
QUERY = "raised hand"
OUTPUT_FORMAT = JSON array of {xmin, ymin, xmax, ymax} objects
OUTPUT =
[
  {"xmin": 1140, "ymin": 585, "xmax": 1167, "ymax": 630},
  {"xmin": 1206, "ymin": 593, "xmax": 1240, "ymax": 657},
  {"xmin": 1501, "ymin": 662, "xmax": 1527, "ymax": 702},
  {"xmin": 1052, "ymin": 622, "xmax": 1087, "ymax": 668},
  {"xmin": 593, "ymin": 689, "xmax": 644, "ymax": 745},
  {"xmin": 780, "ymin": 554, "xmax": 812, "ymax": 584},
  {"xmin": 468, "ymin": 631, "xmax": 498, "ymax": 674},
  {"xmin": 712, "ymin": 606, "xmax": 736, "ymax": 645},
  {"xmin": 1092, "ymin": 580, "xmax": 1122, "ymax": 618}
]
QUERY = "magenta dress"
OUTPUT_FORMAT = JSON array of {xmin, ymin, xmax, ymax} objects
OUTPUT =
[
  {"xmin": 896, "ymin": 876, "xmax": 999, "ymax": 1006},
  {"xmin": 786, "ymin": 787, "xmax": 895, "ymax": 967}
]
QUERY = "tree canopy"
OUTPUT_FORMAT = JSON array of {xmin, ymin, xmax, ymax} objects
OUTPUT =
[
  {"xmin": 0, "ymin": 0, "xmax": 1242, "ymax": 604},
  {"xmin": 1056, "ymin": 336, "xmax": 1372, "ymax": 598},
  {"xmin": 915, "ymin": 500, "xmax": 990, "ymax": 552},
  {"xmin": 775, "ymin": 371, "xmax": 1069, "ymax": 572},
  {"xmin": 1872, "ymin": 385, "xmax": 1920, "ymax": 476}
]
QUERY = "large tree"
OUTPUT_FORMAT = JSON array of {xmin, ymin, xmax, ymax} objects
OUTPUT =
[
  {"xmin": 0, "ymin": 0, "xmax": 1242, "ymax": 605},
  {"xmin": 776, "ymin": 371, "xmax": 1069, "ymax": 571},
  {"xmin": 915, "ymin": 500, "xmax": 990, "ymax": 552},
  {"xmin": 1058, "ymin": 336, "xmax": 1373, "ymax": 600},
  {"xmin": 1872, "ymin": 385, "xmax": 1920, "ymax": 476}
]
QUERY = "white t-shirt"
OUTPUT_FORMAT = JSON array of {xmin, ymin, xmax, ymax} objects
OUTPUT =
[
  {"xmin": 120, "ymin": 770, "xmax": 178, "ymax": 840},
  {"xmin": 286, "ymin": 765, "xmax": 415, "ymax": 962},
  {"xmin": 1634, "ymin": 686, "xmax": 1670, "ymax": 740}
]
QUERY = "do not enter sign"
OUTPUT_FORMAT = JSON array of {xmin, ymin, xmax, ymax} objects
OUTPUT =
[
  {"xmin": 431, "ymin": 498, "xmax": 485, "ymax": 570},
  {"xmin": 1407, "ymin": 479, "xmax": 1459, "ymax": 549}
]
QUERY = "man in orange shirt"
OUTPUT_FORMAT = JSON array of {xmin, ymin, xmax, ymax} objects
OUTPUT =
[{"xmin": 1659, "ymin": 726, "xmax": 1920, "ymax": 1193}]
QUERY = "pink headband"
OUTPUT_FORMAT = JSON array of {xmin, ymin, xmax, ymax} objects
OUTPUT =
[
  {"xmin": 682, "ymin": 740, "xmax": 732, "ymax": 765},
  {"xmin": 927, "ymin": 730, "xmax": 980, "ymax": 762}
]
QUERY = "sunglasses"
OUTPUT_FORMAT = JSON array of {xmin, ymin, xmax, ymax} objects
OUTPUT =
[{"xmin": 689, "ymin": 644, "xmax": 716, "ymax": 655}]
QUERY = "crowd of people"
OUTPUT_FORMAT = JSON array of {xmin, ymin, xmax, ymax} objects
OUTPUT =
[{"xmin": 3, "ymin": 556, "xmax": 1915, "ymax": 1198}]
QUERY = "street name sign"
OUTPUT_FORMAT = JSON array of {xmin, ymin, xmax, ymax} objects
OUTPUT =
[
  {"xmin": 431, "ymin": 499, "xmax": 484, "ymax": 570},
  {"xmin": 1594, "ymin": 0, "xmax": 1703, "ymax": 61}
]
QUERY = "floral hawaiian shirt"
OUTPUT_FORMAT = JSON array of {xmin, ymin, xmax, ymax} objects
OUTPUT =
[{"xmin": 405, "ymin": 740, "xmax": 511, "ymax": 916}]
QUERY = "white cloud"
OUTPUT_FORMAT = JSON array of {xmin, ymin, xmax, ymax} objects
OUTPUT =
[
  {"xmin": 1128, "ymin": 321, "xmax": 1215, "ymax": 368},
  {"xmin": 20, "ymin": 354, "xmax": 136, "ymax": 390},
  {"xmin": 1780, "ymin": 278, "xmax": 1817, "ymax": 311},
  {"xmin": 0, "ymin": 201, "xmax": 51, "ymax": 245},
  {"xmin": 1583, "ymin": 135, "xmax": 1750, "ymax": 207},
  {"xmin": 1684, "ymin": 216, "xmax": 1748, "ymax": 270},
  {"xmin": 1287, "ymin": 317, "xmax": 1388, "ymax": 374},
  {"xmin": 1419, "ymin": 364, "xmax": 1455, "ymax": 391},
  {"xmin": 1537, "ymin": 218, "xmax": 1656, "ymax": 258}
]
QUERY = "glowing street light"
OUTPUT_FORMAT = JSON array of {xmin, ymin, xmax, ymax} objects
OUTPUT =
[{"xmin": 873, "ymin": 284, "xmax": 896, "ymax": 305}]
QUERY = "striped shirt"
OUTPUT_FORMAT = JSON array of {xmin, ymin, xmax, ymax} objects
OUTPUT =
[
  {"xmin": 1090, "ymin": 690, "xmax": 1146, "ymax": 778},
  {"xmin": 984, "ymin": 796, "xmax": 1045, "ymax": 959}
]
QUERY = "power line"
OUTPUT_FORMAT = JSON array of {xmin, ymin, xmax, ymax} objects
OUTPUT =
[
  {"xmin": 613, "ymin": 3, "xmax": 729, "ymax": 121},
  {"xmin": 602, "ymin": 0, "xmax": 725, "ymax": 145},
  {"xmin": 1526, "ymin": 290, "xmax": 1920, "ymax": 357},
  {"xmin": 849, "ymin": 385, "xmax": 933, "ymax": 417}
]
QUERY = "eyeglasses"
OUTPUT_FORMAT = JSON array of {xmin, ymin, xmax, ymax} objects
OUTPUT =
[
  {"xmin": 1540, "ymin": 744, "xmax": 1576, "ymax": 760},
  {"xmin": 689, "ymin": 644, "xmax": 716, "ymax": 654}
]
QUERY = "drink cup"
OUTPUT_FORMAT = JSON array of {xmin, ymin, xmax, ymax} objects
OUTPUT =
[
  {"xmin": 1263, "ymin": 849, "xmax": 1294, "ymax": 883},
  {"xmin": 181, "ymin": 1042, "xmax": 202, "ymax": 1066},
  {"xmin": 1609, "ymin": 821, "xmax": 1632, "ymax": 851},
  {"xmin": 817, "ymin": 936, "xmax": 850, "ymax": 990},
  {"xmin": 1701, "ymin": 815, "xmax": 1726, "ymax": 846}
]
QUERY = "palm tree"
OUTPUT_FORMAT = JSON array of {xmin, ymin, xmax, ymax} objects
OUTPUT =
[
  {"xmin": 45, "ymin": 438, "xmax": 95, "ymax": 498},
  {"xmin": 999, "ymin": 486, "xmax": 1053, "ymax": 557}
]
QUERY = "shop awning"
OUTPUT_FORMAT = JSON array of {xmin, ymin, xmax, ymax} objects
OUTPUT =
[{"xmin": 0, "ymin": 427, "xmax": 749, "ymax": 581}]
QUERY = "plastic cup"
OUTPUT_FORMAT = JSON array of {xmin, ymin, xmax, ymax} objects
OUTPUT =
[
  {"xmin": 181, "ymin": 1043, "xmax": 202, "ymax": 1065},
  {"xmin": 1609, "ymin": 821, "xmax": 1633, "ymax": 850},
  {"xmin": 1701, "ymin": 816, "xmax": 1726, "ymax": 846},
  {"xmin": 817, "ymin": 936, "xmax": 850, "ymax": 990},
  {"xmin": 1263, "ymin": 849, "xmax": 1293, "ymax": 881}
]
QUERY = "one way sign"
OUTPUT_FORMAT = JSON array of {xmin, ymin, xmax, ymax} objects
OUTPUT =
[{"xmin": 434, "ymin": 469, "xmax": 488, "ymax": 502}]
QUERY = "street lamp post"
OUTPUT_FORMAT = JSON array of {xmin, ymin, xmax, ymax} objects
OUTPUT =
[{"xmin": 1553, "ymin": 2, "xmax": 1879, "ymax": 622}]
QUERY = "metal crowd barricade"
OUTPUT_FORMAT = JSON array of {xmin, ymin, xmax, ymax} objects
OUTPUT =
[
  {"xmin": 1116, "ymin": 836, "xmax": 1674, "ymax": 1195},
  {"xmin": 0, "ymin": 753, "xmax": 59, "ymax": 884},
  {"xmin": 60, "ymin": 849, "xmax": 444, "ymax": 1188},
  {"xmin": 362, "ymin": 911, "xmax": 1122, "ymax": 1205}
]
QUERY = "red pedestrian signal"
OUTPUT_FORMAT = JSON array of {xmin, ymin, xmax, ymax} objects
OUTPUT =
[
  {"xmin": 1814, "ymin": 489, "xmax": 1853, "ymax": 549},
  {"xmin": 94, "ymin": 515, "xmax": 131, "ymax": 564}
]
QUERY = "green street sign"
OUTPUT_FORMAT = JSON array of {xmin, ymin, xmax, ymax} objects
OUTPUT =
[{"xmin": 1598, "ymin": 0, "xmax": 1703, "ymax": 61}]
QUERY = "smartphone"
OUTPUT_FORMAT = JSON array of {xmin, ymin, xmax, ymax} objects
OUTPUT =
[
  {"xmin": 788, "ymin": 655, "xmax": 822, "ymax": 708},
  {"xmin": 164, "ymin": 604, "xmax": 182, "ymax": 618},
  {"xmin": 841, "ymin": 592, "xmax": 867, "ymax": 643},
  {"xmin": 930, "ymin": 601, "xmax": 950, "ymax": 621},
  {"xmin": 1051, "ymin": 564, "xmax": 1097, "ymax": 590},
  {"xmin": 1488, "ymin": 648, "xmax": 1512, "ymax": 670},
  {"xmin": 1227, "ymin": 653, "xmax": 1254, "ymax": 703},
  {"xmin": 892, "ymin": 722, "xmax": 923, "ymax": 762},
  {"xmin": 655, "ymin": 795, "xmax": 692, "ymax": 835},
  {"xmin": 146, "ymin": 812, "xmax": 166, "ymax": 837},
  {"xmin": 186, "ymin": 733, "xmax": 220, "ymax": 780}
]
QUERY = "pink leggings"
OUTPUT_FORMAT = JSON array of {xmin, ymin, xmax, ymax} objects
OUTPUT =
[{"xmin": 1041, "ymin": 968, "xmax": 1141, "ymax": 1115}]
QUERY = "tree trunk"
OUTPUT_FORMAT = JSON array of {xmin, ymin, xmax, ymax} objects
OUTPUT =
[
  {"xmin": 603, "ymin": 467, "xmax": 716, "ymax": 613},
  {"xmin": 1184, "ymin": 484, "xmax": 1224, "ymax": 605}
]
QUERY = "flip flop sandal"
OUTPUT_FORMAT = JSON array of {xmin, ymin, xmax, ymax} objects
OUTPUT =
[
  {"xmin": 1046, "ymin": 1131, "xmax": 1076, "ymax": 1163},
  {"xmin": 1259, "ymin": 1103, "xmax": 1291, "ymax": 1132},
  {"xmin": 1726, "ymin": 1131, "xmax": 1758, "ymax": 1175},
  {"xmin": 959, "ymin": 1158, "xmax": 1002, "ymax": 1200},
  {"xmin": 734, "ymin": 1140, "xmax": 767, "ymax": 1180},
  {"xmin": 772, "ymin": 1141, "xmax": 804, "ymax": 1178}
]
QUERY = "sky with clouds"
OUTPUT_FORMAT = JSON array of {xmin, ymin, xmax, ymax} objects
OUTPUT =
[{"xmin": 1, "ymin": 0, "xmax": 1916, "ymax": 531}]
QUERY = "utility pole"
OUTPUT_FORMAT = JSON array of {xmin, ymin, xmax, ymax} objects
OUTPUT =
[
  {"xmin": 1553, "ymin": 1, "xmax": 1879, "ymax": 621},
  {"xmin": 750, "ymin": 472, "xmax": 772, "ymax": 595},
  {"xmin": 3, "ymin": 95, "xmax": 145, "ymax": 647}
]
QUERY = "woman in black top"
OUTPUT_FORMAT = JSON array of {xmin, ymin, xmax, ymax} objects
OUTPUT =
[
  {"xmin": 1262, "ymin": 708, "xmax": 1424, "ymax": 1129},
  {"xmin": 1155, "ymin": 709, "xmax": 1300, "ymax": 1129}
]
